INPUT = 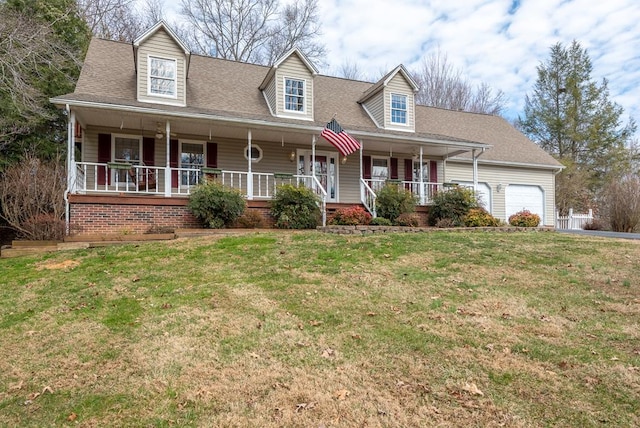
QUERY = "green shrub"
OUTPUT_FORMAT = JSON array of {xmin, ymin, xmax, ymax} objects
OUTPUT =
[
  {"xmin": 188, "ymin": 181, "xmax": 246, "ymax": 228},
  {"xmin": 375, "ymin": 184, "xmax": 417, "ymax": 222},
  {"xmin": 235, "ymin": 210, "xmax": 266, "ymax": 228},
  {"xmin": 370, "ymin": 217, "xmax": 393, "ymax": 226},
  {"xmin": 270, "ymin": 184, "xmax": 321, "ymax": 229},
  {"xmin": 394, "ymin": 213, "xmax": 420, "ymax": 227},
  {"xmin": 329, "ymin": 206, "xmax": 371, "ymax": 225},
  {"xmin": 464, "ymin": 207, "xmax": 500, "ymax": 227},
  {"xmin": 428, "ymin": 186, "xmax": 479, "ymax": 227},
  {"xmin": 508, "ymin": 210, "xmax": 541, "ymax": 227}
]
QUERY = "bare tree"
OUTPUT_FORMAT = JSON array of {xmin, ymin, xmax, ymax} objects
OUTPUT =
[
  {"xmin": 0, "ymin": 5, "xmax": 83, "ymax": 156},
  {"xmin": 179, "ymin": 0, "xmax": 325, "ymax": 65},
  {"xmin": 411, "ymin": 49, "xmax": 505, "ymax": 116},
  {"xmin": 335, "ymin": 60, "xmax": 366, "ymax": 81},
  {"xmin": 77, "ymin": 0, "xmax": 142, "ymax": 41}
]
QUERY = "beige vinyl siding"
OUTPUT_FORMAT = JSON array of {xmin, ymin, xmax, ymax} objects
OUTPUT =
[
  {"xmin": 446, "ymin": 161, "xmax": 556, "ymax": 226},
  {"xmin": 362, "ymin": 93, "xmax": 385, "ymax": 127},
  {"xmin": 384, "ymin": 74, "xmax": 415, "ymax": 131},
  {"xmin": 275, "ymin": 54, "xmax": 313, "ymax": 120},
  {"xmin": 263, "ymin": 77, "xmax": 277, "ymax": 115},
  {"xmin": 137, "ymin": 29, "xmax": 186, "ymax": 106}
]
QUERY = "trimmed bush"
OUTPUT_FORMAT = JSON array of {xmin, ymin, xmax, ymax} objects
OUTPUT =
[
  {"xmin": 235, "ymin": 210, "xmax": 266, "ymax": 228},
  {"xmin": 508, "ymin": 210, "xmax": 541, "ymax": 227},
  {"xmin": 464, "ymin": 207, "xmax": 500, "ymax": 227},
  {"xmin": 375, "ymin": 184, "xmax": 417, "ymax": 222},
  {"xmin": 329, "ymin": 206, "xmax": 372, "ymax": 225},
  {"xmin": 583, "ymin": 219, "xmax": 605, "ymax": 231},
  {"xmin": 271, "ymin": 184, "xmax": 321, "ymax": 229},
  {"xmin": 428, "ymin": 186, "xmax": 479, "ymax": 227},
  {"xmin": 370, "ymin": 217, "xmax": 393, "ymax": 226},
  {"xmin": 188, "ymin": 181, "xmax": 246, "ymax": 228},
  {"xmin": 394, "ymin": 213, "xmax": 420, "ymax": 227}
]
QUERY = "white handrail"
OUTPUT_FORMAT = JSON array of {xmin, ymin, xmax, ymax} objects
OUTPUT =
[{"xmin": 360, "ymin": 178, "xmax": 377, "ymax": 217}]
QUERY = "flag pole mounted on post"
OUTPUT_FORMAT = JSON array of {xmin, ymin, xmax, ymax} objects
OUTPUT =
[{"xmin": 320, "ymin": 118, "xmax": 361, "ymax": 157}]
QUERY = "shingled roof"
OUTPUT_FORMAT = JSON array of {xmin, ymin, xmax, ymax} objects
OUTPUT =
[{"xmin": 56, "ymin": 37, "xmax": 561, "ymax": 169}]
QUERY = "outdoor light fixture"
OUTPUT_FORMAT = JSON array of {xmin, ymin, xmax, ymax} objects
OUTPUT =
[
  {"xmin": 341, "ymin": 155, "xmax": 347, "ymax": 165},
  {"xmin": 289, "ymin": 150, "xmax": 296, "ymax": 162},
  {"xmin": 496, "ymin": 183, "xmax": 503, "ymax": 193}
]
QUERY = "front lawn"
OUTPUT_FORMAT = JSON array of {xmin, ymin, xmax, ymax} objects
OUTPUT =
[{"xmin": 0, "ymin": 231, "xmax": 638, "ymax": 426}]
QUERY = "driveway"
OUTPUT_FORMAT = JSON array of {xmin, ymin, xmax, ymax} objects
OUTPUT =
[{"xmin": 556, "ymin": 229, "xmax": 640, "ymax": 240}]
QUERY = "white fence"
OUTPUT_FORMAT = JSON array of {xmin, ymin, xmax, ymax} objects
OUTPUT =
[{"xmin": 556, "ymin": 208, "xmax": 593, "ymax": 230}]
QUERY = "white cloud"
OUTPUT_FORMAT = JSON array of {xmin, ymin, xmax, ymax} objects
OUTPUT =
[{"xmin": 158, "ymin": 0, "xmax": 640, "ymax": 126}]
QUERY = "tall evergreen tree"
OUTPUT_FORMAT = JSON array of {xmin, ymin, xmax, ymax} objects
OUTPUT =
[{"xmin": 518, "ymin": 40, "xmax": 636, "ymax": 212}]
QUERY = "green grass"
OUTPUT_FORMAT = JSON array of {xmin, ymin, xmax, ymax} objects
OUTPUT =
[{"xmin": 0, "ymin": 230, "xmax": 638, "ymax": 427}]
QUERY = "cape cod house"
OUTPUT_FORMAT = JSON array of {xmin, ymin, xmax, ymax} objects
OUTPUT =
[{"xmin": 51, "ymin": 21, "xmax": 562, "ymax": 235}]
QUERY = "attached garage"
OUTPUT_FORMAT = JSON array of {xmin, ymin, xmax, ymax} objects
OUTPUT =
[{"xmin": 505, "ymin": 185, "xmax": 544, "ymax": 221}]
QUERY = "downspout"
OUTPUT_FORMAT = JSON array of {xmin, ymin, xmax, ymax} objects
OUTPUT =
[
  {"xmin": 64, "ymin": 104, "xmax": 72, "ymax": 236},
  {"xmin": 472, "ymin": 148, "xmax": 486, "ymax": 192}
]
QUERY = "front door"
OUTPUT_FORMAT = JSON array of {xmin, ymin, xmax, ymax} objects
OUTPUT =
[{"xmin": 298, "ymin": 151, "xmax": 338, "ymax": 202}]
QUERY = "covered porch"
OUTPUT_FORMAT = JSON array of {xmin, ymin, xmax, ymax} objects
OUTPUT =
[{"xmin": 65, "ymin": 106, "xmax": 488, "ymax": 226}]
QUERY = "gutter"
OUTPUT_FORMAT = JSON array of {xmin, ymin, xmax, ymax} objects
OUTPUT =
[
  {"xmin": 448, "ymin": 156, "xmax": 565, "ymax": 172},
  {"xmin": 50, "ymin": 98, "xmax": 491, "ymax": 151}
]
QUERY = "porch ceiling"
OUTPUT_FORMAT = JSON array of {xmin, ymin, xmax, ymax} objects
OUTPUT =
[{"xmin": 74, "ymin": 106, "xmax": 481, "ymax": 158}]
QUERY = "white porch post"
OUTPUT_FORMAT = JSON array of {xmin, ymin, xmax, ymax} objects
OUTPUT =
[
  {"xmin": 64, "ymin": 106, "xmax": 75, "ymax": 235},
  {"xmin": 359, "ymin": 140, "xmax": 363, "ymax": 202},
  {"xmin": 164, "ymin": 120, "xmax": 171, "ymax": 197},
  {"xmin": 419, "ymin": 145, "xmax": 425, "ymax": 204},
  {"xmin": 69, "ymin": 110, "xmax": 76, "ymax": 191},
  {"xmin": 311, "ymin": 135, "xmax": 316, "ymax": 178},
  {"xmin": 247, "ymin": 129, "xmax": 253, "ymax": 200},
  {"xmin": 472, "ymin": 149, "xmax": 478, "ymax": 192}
]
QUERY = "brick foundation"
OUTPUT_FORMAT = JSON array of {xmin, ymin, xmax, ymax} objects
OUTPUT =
[
  {"xmin": 68, "ymin": 194, "xmax": 277, "ymax": 235},
  {"xmin": 69, "ymin": 195, "xmax": 201, "ymax": 235}
]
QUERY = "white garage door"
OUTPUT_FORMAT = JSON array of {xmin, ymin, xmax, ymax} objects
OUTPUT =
[
  {"xmin": 505, "ymin": 185, "xmax": 544, "ymax": 221},
  {"xmin": 454, "ymin": 181, "xmax": 492, "ymax": 212}
]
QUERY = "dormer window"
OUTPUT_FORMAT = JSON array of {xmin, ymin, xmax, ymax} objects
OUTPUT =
[
  {"xmin": 391, "ymin": 94, "xmax": 407, "ymax": 124},
  {"xmin": 284, "ymin": 78, "xmax": 305, "ymax": 112},
  {"xmin": 149, "ymin": 56, "xmax": 177, "ymax": 97}
]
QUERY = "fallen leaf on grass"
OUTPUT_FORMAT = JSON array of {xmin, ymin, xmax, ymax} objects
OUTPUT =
[
  {"xmin": 67, "ymin": 413, "xmax": 77, "ymax": 422},
  {"xmin": 334, "ymin": 389, "xmax": 350, "ymax": 400},
  {"xmin": 309, "ymin": 320, "xmax": 323, "ymax": 327},
  {"xmin": 321, "ymin": 348, "xmax": 335, "ymax": 359},
  {"xmin": 462, "ymin": 382, "xmax": 484, "ymax": 396},
  {"xmin": 295, "ymin": 402, "xmax": 316, "ymax": 412},
  {"xmin": 351, "ymin": 333, "xmax": 362, "ymax": 340}
]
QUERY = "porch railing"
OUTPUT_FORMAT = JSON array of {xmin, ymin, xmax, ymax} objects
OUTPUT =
[
  {"xmin": 360, "ymin": 178, "xmax": 377, "ymax": 217},
  {"xmin": 362, "ymin": 179, "xmax": 443, "ymax": 208},
  {"xmin": 74, "ymin": 162, "xmax": 164, "ymax": 194}
]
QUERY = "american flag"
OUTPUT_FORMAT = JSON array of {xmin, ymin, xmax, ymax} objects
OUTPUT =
[{"xmin": 320, "ymin": 118, "xmax": 361, "ymax": 156}]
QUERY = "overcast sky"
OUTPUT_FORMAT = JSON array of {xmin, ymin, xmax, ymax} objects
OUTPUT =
[{"xmin": 160, "ymin": 0, "xmax": 639, "ymax": 127}]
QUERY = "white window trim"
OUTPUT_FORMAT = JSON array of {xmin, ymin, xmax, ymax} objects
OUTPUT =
[
  {"xmin": 390, "ymin": 93, "xmax": 408, "ymax": 126},
  {"xmin": 178, "ymin": 140, "xmax": 206, "ymax": 188},
  {"xmin": 111, "ymin": 134, "xmax": 142, "ymax": 164},
  {"xmin": 147, "ymin": 55, "xmax": 178, "ymax": 99},
  {"xmin": 282, "ymin": 77, "xmax": 306, "ymax": 115},
  {"xmin": 244, "ymin": 144, "xmax": 263, "ymax": 163},
  {"xmin": 371, "ymin": 155, "xmax": 390, "ymax": 180}
]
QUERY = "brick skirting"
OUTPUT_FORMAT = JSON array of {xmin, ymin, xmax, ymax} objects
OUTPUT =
[{"xmin": 68, "ymin": 194, "xmax": 275, "ymax": 235}]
